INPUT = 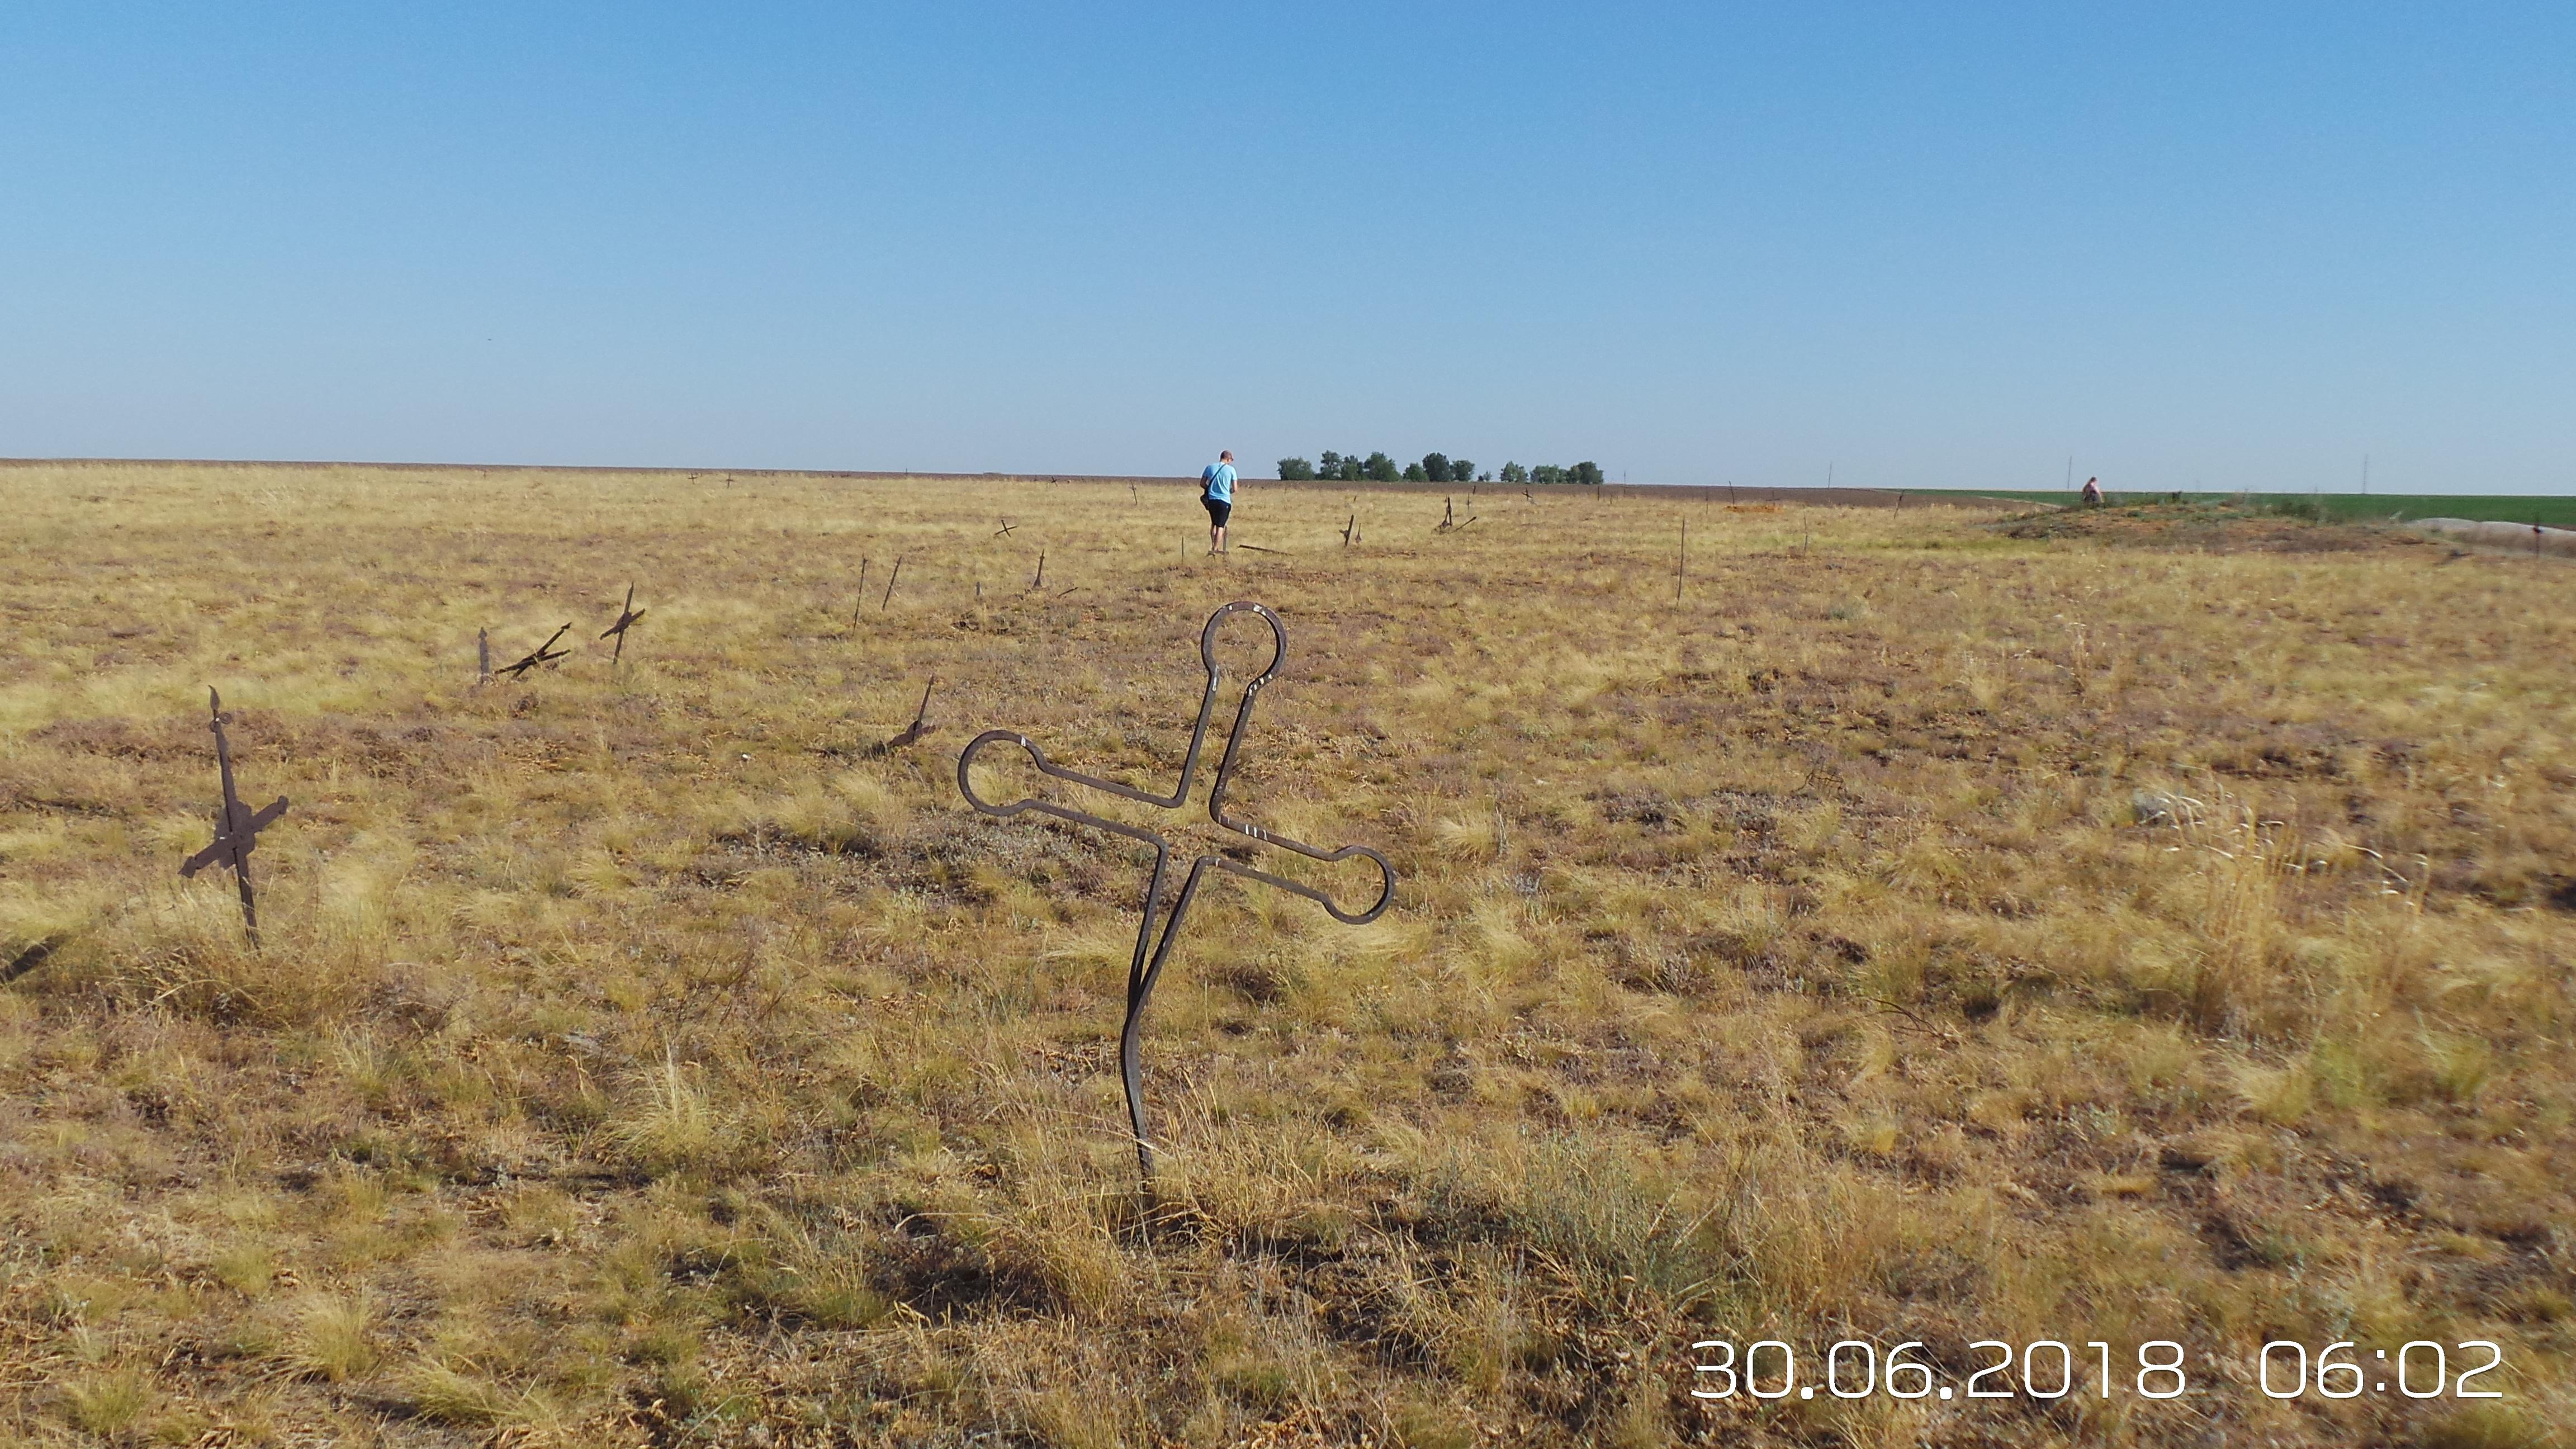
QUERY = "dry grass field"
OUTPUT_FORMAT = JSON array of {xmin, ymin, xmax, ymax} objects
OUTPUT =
[{"xmin": 2, "ymin": 461, "xmax": 2571, "ymax": 1448}]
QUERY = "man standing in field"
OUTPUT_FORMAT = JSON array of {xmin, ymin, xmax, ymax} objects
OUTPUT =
[{"xmin": 1200, "ymin": 449, "xmax": 1237, "ymax": 555}]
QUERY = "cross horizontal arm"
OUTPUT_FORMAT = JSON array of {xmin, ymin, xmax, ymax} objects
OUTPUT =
[
  {"xmin": 957, "ymin": 735, "xmax": 1178, "ymax": 855},
  {"xmin": 182, "ymin": 795, "xmax": 287, "ymax": 878}
]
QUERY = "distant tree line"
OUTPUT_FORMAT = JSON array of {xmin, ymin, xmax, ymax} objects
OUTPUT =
[
  {"xmin": 1276, "ymin": 452, "xmax": 1602, "ymax": 486},
  {"xmin": 1498, "ymin": 461, "xmax": 1604, "ymax": 486}
]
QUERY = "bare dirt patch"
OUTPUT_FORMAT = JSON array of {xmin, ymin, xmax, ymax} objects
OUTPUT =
[{"xmin": 2000, "ymin": 500, "xmax": 2432, "ymax": 553}]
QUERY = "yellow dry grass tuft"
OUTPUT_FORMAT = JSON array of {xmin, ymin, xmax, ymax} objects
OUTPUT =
[{"xmin": 281, "ymin": 1287, "xmax": 381, "ymax": 1382}]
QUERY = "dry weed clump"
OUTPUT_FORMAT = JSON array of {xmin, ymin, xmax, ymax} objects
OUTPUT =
[{"xmin": 0, "ymin": 460, "xmax": 2570, "ymax": 1445}]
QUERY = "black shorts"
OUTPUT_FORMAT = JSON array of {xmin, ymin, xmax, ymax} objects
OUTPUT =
[{"xmin": 1203, "ymin": 497, "xmax": 1232, "ymax": 527}]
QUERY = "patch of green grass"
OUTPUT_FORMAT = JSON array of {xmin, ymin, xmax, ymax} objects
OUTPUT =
[{"xmin": 1926, "ymin": 487, "xmax": 2576, "ymax": 527}]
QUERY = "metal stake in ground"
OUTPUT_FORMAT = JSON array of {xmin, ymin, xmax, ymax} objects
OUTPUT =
[
  {"xmin": 882, "ymin": 678, "xmax": 936, "ymax": 751},
  {"xmin": 477, "ymin": 628, "xmax": 491, "ymax": 683},
  {"xmin": 958, "ymin": 602, "xmax": 1396, "ymax": 1184},
  {"xmin": 179, "ymin": 688, "xmax": 288, "ymax": 949},
  {"xmin": 498, "ymin": 624, "xmax": 573, "ymax": 679},
  {"xmin": 600, "ymin": 583, "xmax": 647, "ymax": 664}
]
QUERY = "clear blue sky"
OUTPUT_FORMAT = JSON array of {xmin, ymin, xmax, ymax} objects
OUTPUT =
[{"xmin": 4, "ymin": 3, "xmax": 2569, "ymax": 493}]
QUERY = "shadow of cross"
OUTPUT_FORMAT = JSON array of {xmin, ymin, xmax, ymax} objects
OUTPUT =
[{"xmin": 958, "ymin": 600, "xmax": 1395, "ymax": 1182}]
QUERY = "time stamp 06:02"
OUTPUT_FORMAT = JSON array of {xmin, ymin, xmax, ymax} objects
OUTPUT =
[{"xmin": 1687, "ymin": 1337, "xmax": 2512, "ymax": 1405}]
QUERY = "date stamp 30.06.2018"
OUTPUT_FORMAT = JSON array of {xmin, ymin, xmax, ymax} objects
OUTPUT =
[{"xmin": 1687, "ymin": 1337, "xmax": 2511, "ymax": 1406}]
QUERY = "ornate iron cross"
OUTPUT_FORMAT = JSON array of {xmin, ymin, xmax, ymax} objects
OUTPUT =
[
  {"xmin": 179, "ymin": 688, "xmax": 289, "ymax": 948},
  {"xmin": 958, "ymin": 601, "xmax": 1395, "ymax": 1180}
]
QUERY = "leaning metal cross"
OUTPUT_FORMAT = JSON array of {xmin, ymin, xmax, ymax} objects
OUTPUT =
[
  {"xmin": 958, "ymin": 600, "xmax": 1395, "ymax": 1180},
  {"xmin": 498, "ymin": 623, "xmax": 572, "ymax": 679},
  {"xmin": 882, "ymin": 678, "xmax": 935, "ymax": 751},
  {"xmin": 600, "ymin": 584, "xmax": 647, "ymax": 664},
  {"xmin": 179, "ymin": 688, "xmax": 288, "ymax": 948}
]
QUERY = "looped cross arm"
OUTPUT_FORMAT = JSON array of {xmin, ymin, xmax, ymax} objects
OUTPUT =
[
  {"xmin": 1197, "ymin": 599, "xmax": 1286, "ymax": 685},
  {"xmin": 956, "ymin": 653, "xmax": 1221, "ymax": 812},
  {"xmin": 956, "ymin": 731, "xmax": 1179, "ymax": 854},
  {"xmin": 1208, "ymin": 846, "xmax": 1396, "ymax": 926}
]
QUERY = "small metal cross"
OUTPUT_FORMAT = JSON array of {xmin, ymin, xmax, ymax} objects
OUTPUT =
[
  {"xmin": 958, "ymin": 601, "xmax": 1395, "ymax": 1181},
  {"xmin": 179, "ymin": 688, "xmax": 288, "ymax": 949},
  {"xmin": 599, "ymin": 584, "xmax": 647, "ymax": 664},
  {"xmin": 498, "ymin": 623, "xmax": 572, "ymax": 679}
]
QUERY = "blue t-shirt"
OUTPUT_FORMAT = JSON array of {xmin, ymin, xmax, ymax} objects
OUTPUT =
[{"xmin": 1201, "ymin": 461, "xmax": 1236, "ymax": 503}]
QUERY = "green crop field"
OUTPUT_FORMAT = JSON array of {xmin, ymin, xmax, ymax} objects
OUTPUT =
[{"xmin": 1928, "ymin": 490, "xmax": 2576, "ymax": 528}]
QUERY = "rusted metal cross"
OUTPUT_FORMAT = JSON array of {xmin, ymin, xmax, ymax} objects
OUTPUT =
[
  {"xmin": 958, "ymin": 601, "xmax": 1395, "ymax": 1182},
  {"xmin": 599, "ymin": 583, "xmax": 647, "ymax": 664},
  {"xmin": 179, "ymin": 688, "xmax": 288, "ymax": 949},
  {"xmin": 498, "ymin": 623, "xmax": 572, "ymax": 679}
]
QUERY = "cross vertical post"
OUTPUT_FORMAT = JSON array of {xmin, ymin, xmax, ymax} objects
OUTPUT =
[{"xmin": 882, "ymin": 679, "xmax": 935, "ymax": 751}]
